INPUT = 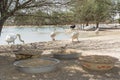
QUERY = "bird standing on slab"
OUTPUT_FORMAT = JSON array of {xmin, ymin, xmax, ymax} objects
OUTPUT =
[
  {"xmin": 5, "ymin": 33, "xmax": 25, "ymax": 44},
  {"xmin": 95, "ymin": 28, "xmax": 99, "ymax": 35},
  {"xmin": 71, "ymin": 31, "xmax": 79, "ymax": 42}
]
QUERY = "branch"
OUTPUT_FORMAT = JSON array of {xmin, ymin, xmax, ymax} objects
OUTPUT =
[
  {"xmin": 8, "ymin": 0, "xmax": 70, "ymax": 17},
  {"xmin": 8, "ymin": 0, "xmax": 33, "ymax": 16},
  {"xmin": 0, "ymin": 2, "xmax": 2, "ymax": 12},
  {"xmin": 19, "ymin": 0, "xmax": 33, "ymax": 7},
  {"xmin": 0, "ymin": 0, "xmax": 3, "ymax": 3},
  {"xmin": 23, "ymin": 2, "xmax": 55, "ymax": 9},
  {"xmin": 1, "ymin": 0, "xmax": 9, "ymax": 13},
  {"xmin": 0, "ymin": 1, "xmax": 6, "ymax": 15},
  {"xmin": 15, "ymin": 0, "xmax": 20, "ymax": 8},
  {"xmin": 4, "ymin": 0, "xmax": 8, "ymax": 10},
  {"xmin": 21, "ymin": 1, "xmax": 70, "ymax": 9},
  {"xmin": 6, "ymin": 0, "xmax": 13, "ymax": 10}
]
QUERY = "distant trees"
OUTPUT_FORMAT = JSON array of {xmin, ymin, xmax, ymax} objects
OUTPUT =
[
  {"xmin": 1, "ymin": 0, "xmax": 119, "ymax": 35},
  {"xmin": 14, "ymin": 11, "xmax": 75, "ymax": 25},
  {"xmin": 93, "ymin": 0, "xmax": 112, "ymax": 28},
  {"xmin": 71, "ymin": 0, "xmax": 113, "ymax": 27},
  {"xmin": 14, "ymin": 11, "xmax": 49, "ymax": 26},
  {"xmin": 49, "ymin": 11, "xmax": 74, "ymax": 25},
  {"xmin": 116, "ymin": 1, "xmax": 120, "ymax": 23}
]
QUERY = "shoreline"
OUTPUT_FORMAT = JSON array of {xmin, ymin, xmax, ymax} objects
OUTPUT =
[
  {"xmin": 1, "ymin": 34, "xmax": 120, "ymax": 55},
  {"xmin": 3, "ymin": 23, "xmax": 120, "ymax": 28}
]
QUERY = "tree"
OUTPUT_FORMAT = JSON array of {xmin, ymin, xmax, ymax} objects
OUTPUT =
[
  {"xmin": 0, "ymin": 0, "xmax": 69, "ymax": 35},
  {"xmin": 49, "ymin": 11, "xmax": 74, "ymax": 25},
  {"xmin": 116, "ymin": 0, "xmax": 120, "ymax": 23},
  {"xmin": 14, "ymin": 10, "xmax": 50, "ymax": 25},
  {"xmin": 70, "ymin": 0, "xmax": 112, "ymax": 27},
  {"xmin": 75, "ymin": 0, "xmax": 94, "ymax": 26},
  {"xmin": 93, "ymin": 0, "xmax": 112, "ymax": 28},
  {"xmin": 69, "ymin": 0, "xmax": 85, "ymax": 24},
  {"xmin": 14, "ymin": 10, "xmax": 75, "ymax": 25}
]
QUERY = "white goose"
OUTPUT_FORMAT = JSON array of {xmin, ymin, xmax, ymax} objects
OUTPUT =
[
  {"xmin": 71, "ymin": 31, "xmax": 79, "ymax": 42},
  {"xmin": 50, "ymin": 31, "xmax": 60, "ymax": 41},
  {"xmin": 5, "ymin": 33, "xmax": 25, "ymax": 44}
]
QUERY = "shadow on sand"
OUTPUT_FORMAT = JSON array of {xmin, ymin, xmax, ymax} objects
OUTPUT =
[{"xmin": 0, "ymin": 55, "xmax": 120, "ymax": 80}]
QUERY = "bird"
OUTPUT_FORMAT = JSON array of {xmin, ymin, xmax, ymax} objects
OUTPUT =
[
  {"xmin": 95, "ymin": 28, "xmax": 99, "ymax": 35},
  {"xmin": 71, "ymin": 31, "xmax": 79, "ymax": 42},
  {"xmin": 50, "ymin": 31, "xmax": 60, "ymax": 41},
  {"xmin": 5, "ymin": 33, "xmax": 25, "ymax": 44},
  {"xmin": 70, "ymin": 25, "xmax": 76, "ymax": 29}
]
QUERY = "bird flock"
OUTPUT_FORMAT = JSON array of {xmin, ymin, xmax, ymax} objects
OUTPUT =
[
  {"xmin": 50, "ymin": 25, "xmax": 99, "ymax": 42},
  {"xmin": 5, "ymin": 25, "xmax": 99, "ymax": 44}
]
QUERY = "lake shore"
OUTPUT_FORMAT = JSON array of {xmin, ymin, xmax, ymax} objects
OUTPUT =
[{"xmin": 0, "ymin": 29, "xmax": 120, "ymax": 80}]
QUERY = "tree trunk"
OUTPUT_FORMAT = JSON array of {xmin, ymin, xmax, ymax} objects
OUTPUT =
[
  {"xmin": 118, "ymin": 13, "xmax": 120, "ymax": 24},
  {"xmin": 96, "ymin": 22, "xmax": 99, "ymax": 28},
  {"xmin": 119, "ymin": 19, "xmax": 120, "ymax": 24},
  {"xmin": 86, "ymin": 21, "xmax": 89, "ymax": 26},
  {"xmin": 0, "ymin": 18, "xmax": 7, "ymax": 36}
]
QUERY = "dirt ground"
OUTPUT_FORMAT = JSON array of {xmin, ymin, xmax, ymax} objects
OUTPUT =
[{"xmin": 0, "ymin": 30, "xmax": 120, "ymax": 80}]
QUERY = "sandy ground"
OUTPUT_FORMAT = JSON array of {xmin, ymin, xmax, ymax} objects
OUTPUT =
[{"xmin": 0, "ymin": 30, "xmax": 120, "ymax": 80}]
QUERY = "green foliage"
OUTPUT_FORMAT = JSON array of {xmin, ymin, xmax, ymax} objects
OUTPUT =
[
  {"xmin": 2, "ymin": 0, "xmax": 119, "ymax": 27},
  {"xmin": 71, "ymin": 0, "xmax": 113, "ymax": 27},
  {"xmin": 93, "ymin": 0, "xmax": 112, "ymax": 21},
  {"xmin": 50, "ymin": 11, "xmax": 74, "ymax": 25},
  {"xmin": 14, "ymin": 11, "xmax": 75, "ymax": 25}
]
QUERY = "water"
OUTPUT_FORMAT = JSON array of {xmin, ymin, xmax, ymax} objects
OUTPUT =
[{"xmin": 0, "ymin": 26, "xmax": 71, "ymax": 45}]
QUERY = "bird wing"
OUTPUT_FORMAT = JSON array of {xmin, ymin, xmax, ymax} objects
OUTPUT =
[{"xmin": 5, "ymin": 33, "xmax": 17, "ymax": 42}]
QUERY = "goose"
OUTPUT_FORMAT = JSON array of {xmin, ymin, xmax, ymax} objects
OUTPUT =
[
  {"xmin": 5, "ymin": 33, "xmax": 25, "ymax": 44},
  {"xmin": 71, "ymin": 31, "xmax": 79, "ymax": 42},
  {"xmin": 95, "ymin": 28, "xmax": 99, "ymax": 35},
  {"xmin": 50, "ymin": 31, "xmax": 60, "ymax": 41}
]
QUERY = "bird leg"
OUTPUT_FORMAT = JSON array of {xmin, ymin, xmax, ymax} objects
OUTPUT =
[
  {"xmin": 71, "ymin": 38, "xmax": 74, "ymax": 42},
  {"xmin": 52, "ymin": 37, "xmax": 55, "ymax": 41},
  {"xmin": 77, "ymin": 38, "xmax": 79, "ymax": 42}
]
